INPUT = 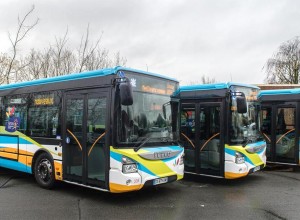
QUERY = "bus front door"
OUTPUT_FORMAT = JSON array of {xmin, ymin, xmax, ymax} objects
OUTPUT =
[
  {"xmin": 262, "ymin": 105, "xmax": 299, "ymax": 165},
  {"xmin": 180, "ymin": 102, "xmax": 223, "ymax": 177},
  {"xmin": 198, "ymin": 103, "xmax": 222, "ymax": 176},
  {"xmin": 63, "ymin": 90, "xmax": 108, "ymax": 188},
  {"xmin": 180, "ymin": 103, "xmax": 196, "ymax": 173}
]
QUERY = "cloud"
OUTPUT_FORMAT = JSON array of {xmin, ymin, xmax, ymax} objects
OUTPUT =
[{"xmin": 1, "ymin": 0, "xmax": 300, "ymax": 85}]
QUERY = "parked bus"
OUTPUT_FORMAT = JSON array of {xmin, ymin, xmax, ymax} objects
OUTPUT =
[
  {"xmin": 259, "ymin": 89, "xmax": 300, "ymax": 166},
  {"xmin": 0, "ymin": 66, "xmax": 184, "ymax": 192},
  {"xmin": 173, "ymin": 83, "xmax": 266, "ymax": 179}
]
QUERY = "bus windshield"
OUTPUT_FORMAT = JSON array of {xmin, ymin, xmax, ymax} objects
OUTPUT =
[
  {"xmin": 117, "ymin": 72, "xmax": 178, "ymax": 147},
  {"xmin": 119, "ymin": 93, "xmax": 176, "ymax": 145},
  {"xmin": 230, "ymin": 86, "xmax": 263, "ymax": 145}
]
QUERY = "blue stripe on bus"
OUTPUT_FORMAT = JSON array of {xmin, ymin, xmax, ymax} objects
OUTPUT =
[
  {"xmin": 258, "ymin": 88, "xmax": 300, "ymax": 98},
  {"xmin": 142, "ymin": 146, "xmax": 182, "ymax": 152},
  {"xmin": 116, "ymin": 66, "xmax": 178, "ymax": 82},
  {"xmin": 110, "ymin": 151, "xmax": 122, "ymax": 162},
  {"xmin": 138, "ymin": 164, "xmax": 157, "ymax": 177},
  {"xmin": 0, "ymin": 158, "xmax": 31, "ymax": 173},
  {"xmin": 0, "ymin": 137, "xmax": 32, "ymax": 145},
  {"xmin": 0, "ymin": 68, "xmax": 115, "ymax": 91},
  {"xmin": 225, "ymin": 148, "xmax": 235, "ymax": 156},
  {"xmin": 0, "ymin": 66, "xmax": 178, "ymax": 91},
  {"xmin": 173, "ymin": 82, "xmax": 259, "ymax": 96},
  {"xmin": 244, "ymin": 156, "xmax": 255, "ymax": 166}
]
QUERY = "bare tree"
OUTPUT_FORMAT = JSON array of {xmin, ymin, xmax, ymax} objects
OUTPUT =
[
  {"xmin": 265, "ymin": 37, "xmax": 300, "ymax": 84},
  {"xmin": 77, "ymin": 24, "xmax": 102, "ymax": 73},
  {"xmin": 52, "ymin": 29, "xmax": 70, "ymax": 77},
  {"xmin": 0, "ymin": 53, "xmax": 10, "ymax": 84},
  {"xmin": 1, "ymin": 7, "xmax": 127, "ymax": 83},
  {"xmin": 4, "ymin": 5, "xmax": 39, "ymax": 84}
]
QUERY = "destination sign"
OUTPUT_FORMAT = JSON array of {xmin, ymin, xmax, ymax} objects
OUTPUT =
[
  {"xmin": 34, "ymin": 98, "xmax": 54, "ymax": 106},
  {"xmin": 33, "ymin": 93, "xmax": 55, "ymax": 106},
  {"xmin": 123, "ymin": 71, "xmax": 178, "ymax": 96}
]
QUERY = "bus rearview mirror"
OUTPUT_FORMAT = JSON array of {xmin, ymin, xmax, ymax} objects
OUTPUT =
[
  {"xmin": 162, "ymin": 104, "xmax": 166, "ymax": 119},
  {"xmin": 120, "ymin": 79, "xmax": 133, "ymax": 106},
  {"xmin": 236, "ymin": 95, "xmax": 247, "ymax": 114}
]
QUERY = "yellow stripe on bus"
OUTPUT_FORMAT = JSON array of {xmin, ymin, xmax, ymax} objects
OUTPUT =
[
  {"xmin": 225, "ymin": 171, "xmax": 248, "ymax": 179},
  {"xmin": 109, "ymin": 182, "xmax": 143, "ymax": 193}
]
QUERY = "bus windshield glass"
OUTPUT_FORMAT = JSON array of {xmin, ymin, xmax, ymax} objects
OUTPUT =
[
  {"xmin": 117, "ymin": 71, "xmax": 178, "ymax": 146},
  {"xmin": 230, "ymin": 86, "xmax": 263, "ymax": 145}
]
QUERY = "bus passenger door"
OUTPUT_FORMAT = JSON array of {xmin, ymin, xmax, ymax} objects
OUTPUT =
[
  {"xmin": 198, "ymin": 103, "xmax": 222, "ymax": 176},
  {"xmin": 261, "ymin": 106, "xmax": 273, "ymax": 161},
  {"xmin": 180, "ymin": 104, "xmax": 197, "ymax": 173},
  {"xmin": 63, "ymin": 90, "xmax": 108, "ymax": 188},
  {"xmin": 275, "ymin": 106, "xmax": 298, "ymax": 164}
]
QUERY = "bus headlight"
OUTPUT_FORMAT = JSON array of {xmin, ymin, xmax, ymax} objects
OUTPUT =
[
  {"xmin": 122, "ymin": 156, "xmax": 138, "ymax": 174},
  {"xmin": 122, "ymin": 163, "xmax": 138, "ymax": 173},
  {"xmin": 235, "ymin": 152, "xmax": 245, "ymax": 164}
]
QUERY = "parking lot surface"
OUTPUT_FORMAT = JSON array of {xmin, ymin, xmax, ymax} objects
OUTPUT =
[{"xmin": 1, "ymin": 167, "xmax": 300, "ymax": 220}]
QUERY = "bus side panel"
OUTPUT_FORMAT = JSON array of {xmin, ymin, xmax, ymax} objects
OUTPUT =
[
  {"xmin": 0, "ymin": 132, "xmax": 31, "ymax": 173},
  {"xmin": 224, "ymin": 141, "xmax": 266, "ymax": 179},
  {"xmin": 0, "ymin": 128, "xmax": 62, "ymax": 177},
  {"xmin": 0, "ymin": 157, "xmax": 31, "ymax": 173}
]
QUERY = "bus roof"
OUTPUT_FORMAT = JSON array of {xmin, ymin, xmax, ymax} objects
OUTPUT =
[
  {"xmin": 0, "ymin": 66, "xmax": 178, "ymax": 91},
  {"xmin": 258, "ymin": 88, "xmax": 300, "ymax": 98},
  {"xmin": 173, "ymin": 82, "xmax": 259, "ymax": 96}
]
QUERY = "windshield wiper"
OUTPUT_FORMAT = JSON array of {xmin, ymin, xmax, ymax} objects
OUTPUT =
[
  {"xmin": 133, "ymin": 136, "xmax": 173, "ymax": 152},
  {"xmin": 242, "ymin": 136, "xmax": 256, "ymax": 147},
  {"xmin": 134, "ymin": 136, "xmax": 153, "ymax": 152}
]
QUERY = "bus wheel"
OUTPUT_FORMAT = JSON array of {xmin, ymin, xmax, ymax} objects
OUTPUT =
[{"xmin": 34, "ymin": 153, "xmax": 55, "ymax": 189}]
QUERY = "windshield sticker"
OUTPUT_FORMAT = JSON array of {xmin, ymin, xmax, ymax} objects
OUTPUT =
[
  {"xmin": 5, "ymin": 107, "xmax": 20, "ymax": 132},
  {"xmin": 118, "ymin": 71, "xmax": 125, "ymax": 78},
  {"xmin": 130, "ymin": 78, "xmax": 137, "ymax": 87}
]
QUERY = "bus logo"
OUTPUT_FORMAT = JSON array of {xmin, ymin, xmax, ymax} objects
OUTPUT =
[
  {"xmin": 138, "ymin": 150, "xmax": 181, "ymax": 160},
  {"xmin": 130, "ymin": 78, "xmax": 137, "ymax": 87}
]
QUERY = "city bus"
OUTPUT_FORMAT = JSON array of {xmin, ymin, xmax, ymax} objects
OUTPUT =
[
  {"xmin": 259, "ymin": 89, "xmax": 300, "ymax": 166},
  {"xmin": 173, "ymin": 83, "xmax": 266, "ymax": 179},
  {"xmin": 0, "ymin": 66, "xmax": 184, "ymax": 192}
]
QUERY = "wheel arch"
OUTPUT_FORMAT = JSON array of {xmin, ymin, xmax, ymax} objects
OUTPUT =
[{"xmin": 31, "ymin": 149, "xmax": 54, "ymax": 174}]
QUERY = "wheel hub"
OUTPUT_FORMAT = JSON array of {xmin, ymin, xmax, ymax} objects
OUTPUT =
[{"xmin": 38, "ymin": 159, "xmax": 52, "ymax": 181}]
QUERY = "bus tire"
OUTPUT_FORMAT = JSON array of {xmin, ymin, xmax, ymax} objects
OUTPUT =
[{"xmin": 34, "ymin": 152, "xmax": 55, "ymax": 189}]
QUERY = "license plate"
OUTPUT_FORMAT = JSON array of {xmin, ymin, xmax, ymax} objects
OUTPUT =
[
  {"xmin": 253, "ymin": 166, "xmax": 260, "ymax": 172},
  {"xmin": 153, "ymin": 177, "xmax": 168, "ymax": 185}
]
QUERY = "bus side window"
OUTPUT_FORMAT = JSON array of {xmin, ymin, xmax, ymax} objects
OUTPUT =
[
  {"xmin": 28, "ymin": 92, "xmax": 61, "ymax": 138},
  {"xmin": 3, "ymin": 95, "xmax": 28, "ymax": 134}
]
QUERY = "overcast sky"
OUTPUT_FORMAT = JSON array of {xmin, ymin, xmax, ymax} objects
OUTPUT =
[{"xmin": 1, "ymin": 0, "xmax": 300, "ymax": 85}]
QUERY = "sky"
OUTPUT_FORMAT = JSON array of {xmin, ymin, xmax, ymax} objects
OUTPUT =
[{"xmin": 0, "ymin": 0, "xmax": 300, "ymax": 85}]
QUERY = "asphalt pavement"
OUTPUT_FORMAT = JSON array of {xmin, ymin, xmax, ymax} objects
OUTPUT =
[{"xmin": 1, "ymin": 167, "xmax": 300, "ymax": 220}]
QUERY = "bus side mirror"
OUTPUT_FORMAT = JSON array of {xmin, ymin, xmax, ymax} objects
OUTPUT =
[
  {"xmin": 163, "ymin": 105, "xmax": 166, "ymax": 119},
  {"xmin": 162, "ymin": 103, "xmax": 169, "ymax": 119},
  {"xmin": 236, "ymin": 95, "xmax": 247, "ymax": 114},
  {"xmin": 119, "ymin": 79, "xmax": 133, "ymax": 106}
]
